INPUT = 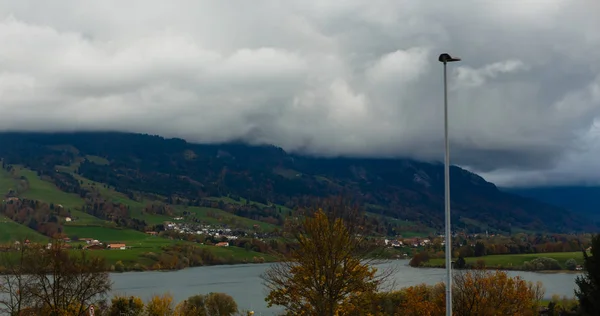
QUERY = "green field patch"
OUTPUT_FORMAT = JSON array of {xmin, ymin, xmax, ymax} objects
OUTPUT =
[
  {"xmin": 63, "ymin": 225, "xmax": 152, "ymax": 243},
  {"xmin": 9, "ymin": 167, "xmax": 106, "ymax": 225},
  {"xmin": 198, "ymin": 244, "xmax": 276, "ymax": 262},
  {"xmin": 207, "ymin": 196, "xmax": 293, "ymax": 215},
  {"xmin": 65, "ymin": 211, "xmax": 107, "ymax": 225},
  {"xmin": 53, "ymin": 165, "xmax": 173, "ymax": 226},
  {"xmin": 131, "ymin": 211, "xmax": 173, "ymax": 225},
  {"xmin": 459, "ymin": 217, "xmax": 493, "ymax": 231},
  {"xmin": 78, "ymin": 247, "xmax": 155, "ymax": 266},
  {"xmin": 399, "ymin": 231, "xmax": 432, "ymax": 238},
  {"xmin": 181, "ymin": 206, "xmax": 277, "ymax": 231},
  {"xmin": 273, "ymin": 167, "xmax": 301, "ymax": 179},
  {"xmin": 0, "ymin": 167, "xmax": 17, "ymax": 197},
  {"xmin": 71, "ymin": 173, "xmax": 144, "ymax": 207},
  {"xmin": 365, "ymin": 211, "xmax": 433, "ymax": 237},
  {"xmin": 428, "ymin": 252, "xmax": 584, "ymax": 269},
  {"xmin": 314, "ymin": 175, "xmax": 333, "ymax": 183},
  {"xmin": 15, "ymin": 168, "xmax": 84, "ymax": 209},
  {"xmin": 47, "ymin": 145, "xmax": 80, "ymax": 155},
  {"xmin": 0, "ymin": 216, "xmax": 48, "ymax": 243},
  {"xmin": 85, "ymin": 155, "xmax": 109, "ymax": 165},
  {"xmin": 66, "ymin": 172, "xmax": 174, "ymax": 224}
]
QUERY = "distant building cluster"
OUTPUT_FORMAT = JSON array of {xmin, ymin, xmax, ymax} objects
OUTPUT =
[{"xmin": 163, "ymin": 220, "xmax": 265, "ymax": 240}]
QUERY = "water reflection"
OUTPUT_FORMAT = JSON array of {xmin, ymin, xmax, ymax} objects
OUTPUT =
[{"xmin": 110, "ymin": 260, "xmax": 580, "ymax": 315}]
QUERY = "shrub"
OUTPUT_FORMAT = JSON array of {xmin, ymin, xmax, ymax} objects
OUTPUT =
[
  {"xmin": 174, "ymin": 293, "xmax": 238, "ymax": 316},
  {"xmin": 565, "ymin": 258, "xmax": 577, "ymax": 271},
  {"xmin": 409, "ymin": 252, "xmax": 430, "ymax": 267},
  {"xmin": 109, "ymin": 295, "xmax": 145, "ymax": 316},
  {"xmin": 527, "ymin": 257, "xmax": 561, "ymax": 271},
  {"xmin": 146, "ymin": 293, "xmax": 174, "ymax": 316}
]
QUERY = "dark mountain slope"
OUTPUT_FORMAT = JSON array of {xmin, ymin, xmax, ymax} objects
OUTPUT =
[
  {"xmin": 505, "ymin": 186, "xmax": 600, "ymax": 221},
  {"xmin": 0, "ymin": 131, "xmax": 594, "ymax": 233}
]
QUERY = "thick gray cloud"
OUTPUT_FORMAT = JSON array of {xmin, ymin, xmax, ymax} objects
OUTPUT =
[{"xmin": 0, "ymin": 0, "xmax": 599, "ymax": 186}]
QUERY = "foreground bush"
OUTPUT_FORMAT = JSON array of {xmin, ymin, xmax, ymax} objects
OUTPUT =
[
  {"xmin": 108, "ymin": 295, "xmax": 145, "ymax": 315},
  {"xmin": 522, "ymin": 257, "xmax": 561, "ymax": 271},
  {"xmin": 106, "ymin": 292, "xmax": 239, "ymax": 316},
  {"xmin": 174, "ymin": 292, "xmax": 239, "ymax": 315},
  {"xmin": 368, "ymin": 270, "xmax": 545, "ymax": 316}
]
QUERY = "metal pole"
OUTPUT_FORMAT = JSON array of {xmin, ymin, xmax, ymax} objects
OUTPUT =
[{"xmin": 443, "ymin": 61, "xmax": 452, "ymax": 316}]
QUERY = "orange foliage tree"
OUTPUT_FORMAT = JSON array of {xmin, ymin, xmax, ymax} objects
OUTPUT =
[
  {"xmin": 452, "ymin": 270, "xmax": 544, "ymax": 315},
  {"xmin": 145, "ymin": 293, "xmax": 174, "ymax": 316},
  {"xmin": 398, "ymin": 283, "xmax": 445, "ymax": 316},
  {"xmin": 394, "ymin": 270, "xmax": 544, "ymax": 316},
  {"xmin": 261, "ymin": 198, "xmax": 391, "ymax": 316}
]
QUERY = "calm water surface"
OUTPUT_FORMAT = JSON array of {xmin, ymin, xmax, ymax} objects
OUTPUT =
[{"xmin": 110, "ymin": 260, "xmax": 580, "ymax": 315}]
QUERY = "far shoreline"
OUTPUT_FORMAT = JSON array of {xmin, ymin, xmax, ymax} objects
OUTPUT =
[{"xmin": 412, "ymin": 265, "xmax": 583, "ymax": 274}]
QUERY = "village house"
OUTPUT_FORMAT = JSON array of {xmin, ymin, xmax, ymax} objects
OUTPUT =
[
  {"xmin": 47, "ymin": 242, "xmax": 71, "ymax": 250},
  {"xmin": 215, "ymin": 242, "xmax": 229, "ymax": 247},
  {"xmin": 384, "ymin": 239, "xmax": 403, "ymax": 248},
  {"xmin": 85, "ymin": 244, "xmax": 104, "ymax": 250},
  {"xmin": 145, "ymin": 231, "xmax": 158, "ymax": 236},
  {"xmin": 108, "ymin": 243, "xmax": 127, "ymax": 250}
]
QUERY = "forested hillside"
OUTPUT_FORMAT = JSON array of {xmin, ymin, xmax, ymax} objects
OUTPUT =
[{"xmin": 0, "ymin": 131, "xmax": 594, "ymax": 234}]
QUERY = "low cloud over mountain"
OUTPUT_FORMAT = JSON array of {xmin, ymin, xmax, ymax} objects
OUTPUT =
[{"xmin": 0, "ymin": 0, "xmax": 599, "ymax": 186}]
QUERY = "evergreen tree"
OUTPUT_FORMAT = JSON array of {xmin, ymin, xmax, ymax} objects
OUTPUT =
[
  {"xmin": 474, "ymin": 241, "xmax": 486, "ymax": 257},
  {"xmin": 575, "ymin": 234, "xmax": 600, "ymax": 315},
  {"xmin": 455, "ymin": 256, "xmax": 466, "ymax": 269}
]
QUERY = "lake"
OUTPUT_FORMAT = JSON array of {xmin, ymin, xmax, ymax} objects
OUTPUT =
[{"xmin": 110, "ymin": 260, "xmax": 581, "ymax": 315}]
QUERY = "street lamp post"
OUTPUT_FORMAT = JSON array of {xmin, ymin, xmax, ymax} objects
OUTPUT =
[{"xmin": 438, "ymin": 53, "xmax": 461, "ymax": 316}]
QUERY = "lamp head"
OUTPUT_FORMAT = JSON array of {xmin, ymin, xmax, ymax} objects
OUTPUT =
[{"xmin": 438, "ymin": 53, "xmax": 461, "ymax": 63}]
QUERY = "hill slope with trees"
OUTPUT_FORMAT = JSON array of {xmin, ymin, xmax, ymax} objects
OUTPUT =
[{"xmin": 0, "ymin": 131, "xmax": 594, "ymax": 234}]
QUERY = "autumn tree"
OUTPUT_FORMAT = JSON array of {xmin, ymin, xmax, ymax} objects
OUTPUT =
[
  {"xmin": 452, "ymin": 270, "xmax": 544, "ymax": 315},
  {"xmin": 108, "ymin": 295, "xmax": 145, "ymax": 316},
  {"xmin": 145, "ymin": 293, "xmax": 175, "ymax": 316},
  {"xmin": 204, "ymin": 293, "xmax": 238, "ymax": 316},
  {"xmin": 575, "ymin": 234, "xmax": 600, "ymax": 315},
  {"xmin": 1, "ymin": 239, "xmax": 111, "ymax": 315},
  {"xmin": 0, "ymin": 240, "xmax": 35, "ymax": 315},
  {"xmin": 25, "ymin": 240, "xmax": 111, "ymax": 315},
  {"xmin": 398, "ymin": 283, "xmax": 445, "ymax": 316},
  {"xmin": 408, "ymin": 251, "xmax": 430, "ymax": 267},
  {"xmin": 393, "ymin": 270, "xmax": 544, "ymax": 315},
  {"xmin": 261, "ymin": 198, "xmax": 391, "ymax": 316},
  {"xmin": 174, "ymin": 292, "xmax": 238, "ymax": 316}
]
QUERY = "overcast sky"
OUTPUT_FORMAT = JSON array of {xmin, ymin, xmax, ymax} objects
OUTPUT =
[{"xmin": 0, "ymin": 1, "xmax": 599, "ymax": 187}]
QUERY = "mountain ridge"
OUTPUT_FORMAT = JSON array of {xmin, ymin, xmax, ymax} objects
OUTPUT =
[
  {"xmin": 504, "ymin": 186, "xmax": 600, "ymax": 222},
  {"xmin": 0, "ymin": 131, "xmax": 594, "ymax": 233}
]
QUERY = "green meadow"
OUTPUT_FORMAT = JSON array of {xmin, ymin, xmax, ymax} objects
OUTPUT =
[
  {"xmin": 0, "ymin": 161, "xmax": 279, "ymax": 271},
  {"xmin": 182, "ymin": 206, "xmax": 278, "ymax": 231},
  {"xmin": 62, "ymin": 225, "xmax": 153, "ymax": 243},
  {"xmin": 427, "ymin": 252, "xmax": 584, "ymax": 269},
  {"xmin": 0, "ymin": 216, "xmax": 48, "ymax": 243}
]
